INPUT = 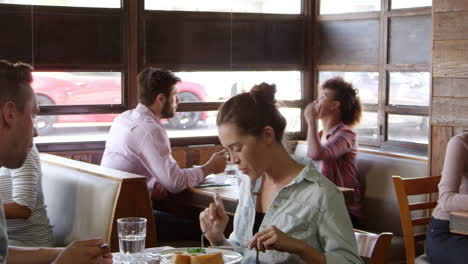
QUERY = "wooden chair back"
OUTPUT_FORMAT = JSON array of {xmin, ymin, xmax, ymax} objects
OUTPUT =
[
  {"xmin": 392, "ymin": 175, "xmax": 441, "ymax": 264},
  {"xmin": 354, "ymin": 229, "xmax": 392, "ymax": 264},
  {"xmin": 41, "ymin": 153, "xmax": 157, "ymax": 252}
]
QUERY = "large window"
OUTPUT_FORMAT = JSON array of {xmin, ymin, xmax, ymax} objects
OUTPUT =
[
  {"xmin": 317, "ymin": 0, "xmax": 432, "ymax": 154},
  {"xmin": 0, "ymin": 0, "xmax": 306, "ymax": 149},
  {"xmin": 145, "ymin": 0, "xmax": 301, "ymax": 14}
]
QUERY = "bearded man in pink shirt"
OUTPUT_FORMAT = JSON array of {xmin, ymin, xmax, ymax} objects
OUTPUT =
[{"xmin": 102, "ymin": 68, "xmax": 227, "ymax": 241}]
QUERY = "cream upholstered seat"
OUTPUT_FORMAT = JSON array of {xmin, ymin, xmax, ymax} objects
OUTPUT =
[{"xmin": 40, "ymin": 153, "xmax": 156, "ymax": 252}]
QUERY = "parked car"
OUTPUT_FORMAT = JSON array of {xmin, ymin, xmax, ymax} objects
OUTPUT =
[{"xmin": 32, "ymin": 72, "xmax": 208, "ymax": 135}]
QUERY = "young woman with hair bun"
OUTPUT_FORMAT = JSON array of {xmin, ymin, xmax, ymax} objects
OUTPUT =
[
  {"xmin": 304, "ymin": 77, "xmax": 364, "ymax": 227},
  {"xmin": 199, "ymin": 83, "xmax": 363, "ymax": 264}
]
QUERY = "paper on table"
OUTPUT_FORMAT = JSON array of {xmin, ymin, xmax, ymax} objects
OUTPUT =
[{"xmin": 196, "ymin": 174, "xmax": 231, "ymax": 188}]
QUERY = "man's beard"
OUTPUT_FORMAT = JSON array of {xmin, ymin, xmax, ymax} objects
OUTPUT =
[{"xmin": 161, "ymin": 100, "xmax": 176, "ymax": 119}]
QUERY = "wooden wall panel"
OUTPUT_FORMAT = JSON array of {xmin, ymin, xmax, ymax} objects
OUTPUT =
[
  {"xmin": 433, "ymin": 40, "xmax": 468, "ymax": 78},
  {"xmin": 431, "ymin": 0, "xmax": 468, "ymax": 178},
  {"xmin": 454, "ymin": 127, "xmax": 468, "ymax": 135},
  {"xmin": 430, "ymin": 126, "xmax": 453, "ymax": 176},
  {"xmin": 432, "ymin": 97, "xmax": 468, "ymax": 126},
  {"xmin": 434, "ymin": 0, "xmax": 468, "ymax": 12},
  {"xmin": 318, "ymin": 19, "xmax": 380, "ymax": 65},
  {"xmin": 434, "ymin": 11, "xmax": 468, "ymax": 40},
  {"xmin": 171, "ymin": 149, "xmax": 187, "ymax": 168},
  {"xmin": 433, "ymin": 78, "xmax": 468, "ymax": 97}
]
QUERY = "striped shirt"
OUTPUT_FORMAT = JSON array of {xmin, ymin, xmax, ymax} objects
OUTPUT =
[
  {"xmin": 0, "ymin": 145, "xmax": 54, "ymax": 247},
  {"xmin": 310, "ymin": 122, "xmax": 363, "ymax": 222}
]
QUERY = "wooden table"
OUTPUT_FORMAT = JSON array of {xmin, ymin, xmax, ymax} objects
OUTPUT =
[{"xmin": 159, "ymin": 181, "xmax": 354, "ymax": 216}]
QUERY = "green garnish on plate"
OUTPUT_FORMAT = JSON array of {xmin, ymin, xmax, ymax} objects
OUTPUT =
[{"xmin": 187, "ymin": 248, "xmax": 206, "ymax": 254}]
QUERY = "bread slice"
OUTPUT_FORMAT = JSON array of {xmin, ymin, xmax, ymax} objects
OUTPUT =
[
  {"xmin": 171, "ymin": 252, "xmax": 191, "ymax": 264},
  {"xmin": 190, "ymin": 252, "xmax": 224, "ymax": 264}
]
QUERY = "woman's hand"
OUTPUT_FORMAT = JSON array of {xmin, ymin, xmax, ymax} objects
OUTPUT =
[
  {"xmin": 247, "ymin": 225, "xmax": 305, "ymax": 254},
  {"xmin": 304, "ymin": 101, "xmax": 320, "ymax": 124},
  {"xmin": 199, "ymin": 193, "xmax": 229, "ymax": 244}
]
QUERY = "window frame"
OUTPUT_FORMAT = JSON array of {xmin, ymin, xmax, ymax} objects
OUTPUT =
[
  {"xmin": 314, "ymin": 0, "xmax": 432, "ymax": 155},
  {"xmin": 0, "ymin": 0, "xmax": 310, "ymax": 151}
]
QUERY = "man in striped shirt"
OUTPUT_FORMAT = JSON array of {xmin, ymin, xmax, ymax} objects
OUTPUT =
[
  {"xmin": 0, "ymin": 60, "xmax": 111, "ymax": 263},
  {"xmin": 0, "ymin": 144, "xmax": 54, "ymax": 247}
]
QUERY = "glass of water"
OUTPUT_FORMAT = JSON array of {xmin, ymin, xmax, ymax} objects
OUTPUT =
[{"xmin": 118, "ymin": 217, "xmax": 147, "ymax": 261}]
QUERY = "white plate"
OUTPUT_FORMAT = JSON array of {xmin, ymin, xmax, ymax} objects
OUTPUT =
[{"xmin": 159, "ymin": 247, "xmax": 243, "ymax": 264}]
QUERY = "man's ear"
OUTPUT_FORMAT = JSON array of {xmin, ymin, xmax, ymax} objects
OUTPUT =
[
  {"xmin": 261, "ymin": 126, "xmax": 276, "ymax": 145},
  {"xmin": 154, "ymin": 93, "xmax": 166, "ymax": 106},
  {"xmin": 0, "ymin": 101, "xmax": 18, "ymax": 128}
]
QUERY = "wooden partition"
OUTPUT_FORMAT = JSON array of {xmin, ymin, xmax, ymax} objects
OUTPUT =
[
  {"xmin": 48, "ymin": 144, "xmax": 224, "ymax": 168},
  {"xmin": 431, "ymin": 0, "xmax": 468, "ymax": 176}
]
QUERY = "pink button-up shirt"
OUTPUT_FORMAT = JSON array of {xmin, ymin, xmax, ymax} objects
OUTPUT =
[
  {"xmin": 310, "ymin": 122, "xmax": 363, "ymax": 222},
  {"xmin": 101, "ymin": 104, "xmax": 204, "ymax": 200}
]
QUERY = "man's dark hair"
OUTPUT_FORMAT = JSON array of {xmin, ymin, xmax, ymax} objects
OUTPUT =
[
  {"xmin": 137, "ymin": 68, "xmax": 180, "ymax": 107},
  {"xmin": 0, "ymin": 60, "xmax": 33, "ymax": 111}
]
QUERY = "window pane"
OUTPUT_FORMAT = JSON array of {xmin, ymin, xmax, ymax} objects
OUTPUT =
[
  {"xmin": 33, "ymin": 72, "xmax": 122, "ymax": 106},
  {"xmin": 279, "ymin": 108, "xmax": 301, "ymax": 133},
  {"xmin": 320, "ymin": 0, "xmax": 380, "ymax": 14},
  {"xmin": 0, "ymin": 0, "xmax": 120, "ymax": 8},
  {"xmin": 165, "ymin": 107, "xmax": 300, "ymax": 139},
  {"xmin": 388, "ymin": 114, "xmax": 428, "ymax": 144},
  {"xmin": 389, "ymin": 72, "xmax": 430, "ymax": 106},
  {"xmin": 34, "ymin": 114, "xmax": 117, "ymax": 143},
  {"xmin": 319, "ymin": 71, "xmax": 379, "ymax": 104},
  {"xmin": 145, "ymin": 0, "xmax": 301, "ymax": 14},
  {"xmin": 166, "ymin": 111, "xmax": 218, "ymax": 138},
  {"xmin": 355, "ymin": 111, "xmax": 378, "ymax": 140},
  {"xmin": 176, "ymin": 71, "xmax": 301, "ymax": 101},
  {"xmin": 392, "ymin": 0, "xmax": 431, "ymax": 9}
]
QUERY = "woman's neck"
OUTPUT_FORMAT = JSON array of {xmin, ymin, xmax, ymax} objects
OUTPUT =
[
  {"xmin": 262, "ymin": 146, "xmax": 304, "ymax": 187},
  {"xmin": 320, "ymin": 115, "xmax": 342, "ymax": 136}
]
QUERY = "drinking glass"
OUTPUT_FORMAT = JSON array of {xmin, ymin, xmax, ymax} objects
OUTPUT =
[{"xmin": 118, "ymin": 217, "xmax": 147, "ymax": 261}]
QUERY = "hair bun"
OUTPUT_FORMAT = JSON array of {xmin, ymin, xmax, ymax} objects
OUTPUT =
[{"xmin": 250, "ymin": 82, "xmax": 277, "ymax": 104}]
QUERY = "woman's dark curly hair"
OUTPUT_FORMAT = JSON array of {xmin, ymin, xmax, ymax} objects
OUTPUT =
[{"xmin": 322, "ymin": 76, "xmax": 362, "ymax": 127}]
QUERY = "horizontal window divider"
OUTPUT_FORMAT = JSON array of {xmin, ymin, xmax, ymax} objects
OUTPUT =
[
  {"xmin": 363, "ymin": 105, "xmax": 378, "ymax": 111},
  {"xmin": 382, "ymin": 140, "xmax": 428, "ymax": 154},
  {"xmin": 176, "ymin": 102, "xmax": 222, "ymax": 112},
  {"xmin": 359, "ymin": 146, "xmax": 428, "ymax": 161},
  {"xmin": 317, "ymin": 11, "xmax": 380, "ymax": 22},
  {"xmin": 0, "ymin": 4, "xmax": 122, "ymax": 15},
  {"xmin": 37, "ymin": 141, "xmax": 106, "ymax": 152},
  {"xmin": 385, "ymin": 105, "xmax": 429, "ymax": 115},
  {"xmin": 385, "ymin": 64, "xmax": 430, "ymax": 71},
  {"xmin": 32, "ymin": 64, "xmax": 124, "ymax": 71},
  {"xmin": 356, "ymin": 138, "xmax": 380, "ymax": 147},
  {"xmin": 144, "ymin": 10, "xmax": 303, "ymax": 20},
  {"xmin": 279, "ymin": 100, "xmax": 304, "ymax": 108},
  {"xmin": 317, "ymin": 65, "xmax": 379, "ymax": 71},
  {"xmin": 38, "ymin": 105, "xmax": 127, "ymax": 115},
  {"xmin": 176, "ymin": 100, "xmax": 304, "ymax": 112},
  {"xmin": 143, "ymin": 64, "xmax": 304, "ymax": 72},
  {"xmin": 386, "ymin": 8, "xmax": 432, "ymax": 18}
]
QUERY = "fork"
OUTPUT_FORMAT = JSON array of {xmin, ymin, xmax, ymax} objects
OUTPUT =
[
  {"xmin": 255, "ymin": 248, "xmax": 260, "ymax": 264},
  {"xmin": 201, "ymin": 231, "xmax": 206, "ymax": 249}
]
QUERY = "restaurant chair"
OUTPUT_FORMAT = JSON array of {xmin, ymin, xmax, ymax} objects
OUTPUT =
[
  {"xmin": 354, "ymin": 229, "xmax": 392, "ymax": 264},
  {"xmin": 392, "ymin": 175, "xmax": 441, "ymax": 264},
  {"xmin": 40, "ymin": 153, "xmax": 157, "ymax": 252}
]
